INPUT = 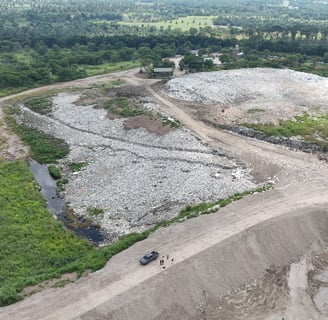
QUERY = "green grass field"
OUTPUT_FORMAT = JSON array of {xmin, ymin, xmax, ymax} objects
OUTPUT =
[
  {"xmin": 119, "ymin": 15, "xmax": 216, "ymax": 32},
  {"xmin": 0, "ymin": 160, "xmax": 98, "ymax": 305},
  {"xmin": 82, "ymin": 61, "xmax": 140, "ymax": 77}
]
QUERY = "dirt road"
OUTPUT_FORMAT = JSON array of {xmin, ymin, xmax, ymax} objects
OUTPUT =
[{"xmin": 0, "ymin": 69, "xmax": 327, "ymax": 319}]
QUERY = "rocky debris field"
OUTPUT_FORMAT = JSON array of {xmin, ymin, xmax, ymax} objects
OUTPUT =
[
  {"xmin": 17, "ymin": 92, "xmax": 256, "ymax": 242},
  {"xmin": 164, "ymin": 68, "xmax": 328, "ymax": 125}
]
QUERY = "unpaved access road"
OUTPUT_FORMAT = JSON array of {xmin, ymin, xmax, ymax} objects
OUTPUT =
[{"xmin": 1, "ymin": 69, "xmax": 328, "ymax": 319}]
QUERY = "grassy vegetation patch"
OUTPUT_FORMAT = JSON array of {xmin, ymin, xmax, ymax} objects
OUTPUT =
[
  {"xmin": 11, "ymin": 123, "xmax": 69, "ymax": 164},
  {"xmin": 0, "ymin": 87, "xmax": 30, "ymax": 98},
  {"xmin": 104, "ymin": 97, "xmax": 150, "ymax": 117},
  {"xmin": 87, "ymin": 207, "xmax": 104, "ymax": 216},
  {"xmin": 0, "ymin": 160, "xmax": 100, "ymax": 306},
  {"xmin": 56, "ymin": 178, "xmax": 69, "ymax": 192},
  {"xmin": 244, "ymin": 113, "xmax": 328, "ymax": 147},
  {"xmin": 119, "ymin": 15, "xmax": 215, "ymax": 32},
  {"xmin": 5, "ymin": 106, "xmax": 69, "ymax": 164},
  {"xmin": 160, "ymin": 114, "xmax": 181, "ymax": 128},
  {"xmin": 82, "ymin": 61, "xmax": 140, "ymax": 77},
  {"xmin": 176, "ymin": 185, "xmax": 272, "ymax": 219},
  {"xmin": 23, "ymin": 96, "xmax": 53, "ymax": 115},
  {"xmin": 47, "ymin": 164, "xmax": 62, "ymax": 179},
  {"xmin": 68, "ymin": 162, "xmax": 88, "ymax": 172}
]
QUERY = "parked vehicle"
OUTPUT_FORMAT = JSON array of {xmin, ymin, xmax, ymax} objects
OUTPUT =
[{"xmin": 139, "ymin": 251, "xmax": 159, "ymax": 265}]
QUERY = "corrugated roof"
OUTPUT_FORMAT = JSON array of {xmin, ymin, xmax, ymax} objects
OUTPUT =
[{"xmin": 153, "ymin": 68, "xmax": 173, "ymax": 72}]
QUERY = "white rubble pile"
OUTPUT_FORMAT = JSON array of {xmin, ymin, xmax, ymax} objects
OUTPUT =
[
  {"xmin": 18, "ymin": 92, "xmax": 256, "ymax": 240},
  {"xmin": 164, "ymin": 68, "xmax": 328, "ymax": 114}
]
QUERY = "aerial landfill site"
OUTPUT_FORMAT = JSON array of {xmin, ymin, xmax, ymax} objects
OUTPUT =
[{"xmin": 1, "ymin": 68, "xmax": 328, "ymax": 319}]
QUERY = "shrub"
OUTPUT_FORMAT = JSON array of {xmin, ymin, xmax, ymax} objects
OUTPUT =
[
  {"xmin": 68, "ymin": 162, "xmax": 88, "ymax": 172},
  {"xmin": 0, "ymin": 286, "xmax": 22, "ymax": 307},
  {"xmin": 48, "ymin": 165, "xmax": 62, "ymax": 180},
  {"xmin": 56, "ymin": 178, "xmax": 69, "ymax": 191},
  {"xmin": 23, "ymin": 96, "xmax": 53, "ymax": 115},
  {"xmin": 87, "ymin": 207, "xmax": 104, "ymax": 216},
  {"xmin": 104, "ymin": 97, "xmax": 149, "ymax": 117}
]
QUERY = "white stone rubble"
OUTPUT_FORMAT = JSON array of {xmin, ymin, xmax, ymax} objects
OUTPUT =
[
  {"xmin": 18, "ymin": 92, "xmax": 256, "ymax": 240},
  {"xmin": 164, "ymin": 68, "xmax": 328, "ymax": 116}
]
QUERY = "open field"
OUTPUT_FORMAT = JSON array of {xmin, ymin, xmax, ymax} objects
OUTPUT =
[
  {"xmin": 119, "ymin": 15, "xmax": 216, "ymax": 32},
  {"xmin": 81, "ymin": 61, "xmax": 140, "ymax": 77}
]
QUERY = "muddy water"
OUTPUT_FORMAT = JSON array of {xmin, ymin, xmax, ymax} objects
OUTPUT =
[
  {"xmin": 29, "ymin": 159, "xmax": 103, "ymax": 244},
  {"xmin": 29, "ymin": 159, "xmax": 65, "ymax": 217}
]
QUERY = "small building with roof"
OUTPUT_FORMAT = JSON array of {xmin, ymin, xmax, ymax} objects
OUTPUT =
[{"xmin": 152, "ymin": 67, "xmax": 174, "ymax": 78}]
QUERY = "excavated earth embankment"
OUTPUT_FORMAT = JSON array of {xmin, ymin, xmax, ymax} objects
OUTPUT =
[
  {"xmin": 76, "ymin": 188, "xmax": 328, "ymax": 320},
  {"xmin": 1, "ymin": 182, "xmax": 327, "ymax": 320}
]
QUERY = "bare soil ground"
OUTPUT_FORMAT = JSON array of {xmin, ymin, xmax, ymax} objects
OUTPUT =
[
  {"xmin": 0, "ymin": 104, "xmax": 29, "ymax": 160},
  {"xmin": 123, "ymin": 115, "xmax": 174, "ymax": 135},
  {"xmin": 0, "ymin": 68, "xmax": 328, "ymax": 320}
]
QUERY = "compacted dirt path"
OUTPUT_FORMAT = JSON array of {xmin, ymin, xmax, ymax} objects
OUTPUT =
[{"xmin": 0, "ymin": 69, "xmax": 328, "ymax": 319}]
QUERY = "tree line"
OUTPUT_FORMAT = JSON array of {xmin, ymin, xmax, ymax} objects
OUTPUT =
[
  {"xmin": 2, "ymin": 31, "xmax": 328, "ymax": 91},
  {"xmin": 1, "ymin": 0, "xmax": 328, "ymax": 91}
]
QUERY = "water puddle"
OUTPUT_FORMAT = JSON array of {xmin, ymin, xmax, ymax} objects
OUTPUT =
[{"xmin": 29, "ymin": 159, "xmax": 103, "ymax": 244}]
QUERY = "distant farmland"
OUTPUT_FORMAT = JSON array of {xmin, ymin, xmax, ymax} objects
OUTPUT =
[{"xmin": 118, "ymin": 15, "xmax": 216, "ymax": 32}]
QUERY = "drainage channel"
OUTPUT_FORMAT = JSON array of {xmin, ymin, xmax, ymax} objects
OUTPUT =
[{"xmin": 29, "ymin": 159, "xmax": 103, "ymax": 244}]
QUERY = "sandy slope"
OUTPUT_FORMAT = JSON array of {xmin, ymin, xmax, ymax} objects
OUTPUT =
[{"xmin": 0, "ymin": 68, "xmax": 328, "ymax": 319}]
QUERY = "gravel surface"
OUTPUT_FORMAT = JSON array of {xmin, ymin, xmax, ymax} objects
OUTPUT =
[{"xmin": 17, "ymin": 92, "xmax": 256, "ymax": 241}]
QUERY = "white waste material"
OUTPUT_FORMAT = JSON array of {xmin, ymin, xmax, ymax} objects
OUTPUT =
[{"xmin": 18, "ymin": 92, "xmax": 256, "ymax": 241}]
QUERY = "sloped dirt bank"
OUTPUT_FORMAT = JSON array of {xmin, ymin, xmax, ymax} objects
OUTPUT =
[{"xmin": 79, "ymin": 207, "xmax": 328, "ymax": 320}]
